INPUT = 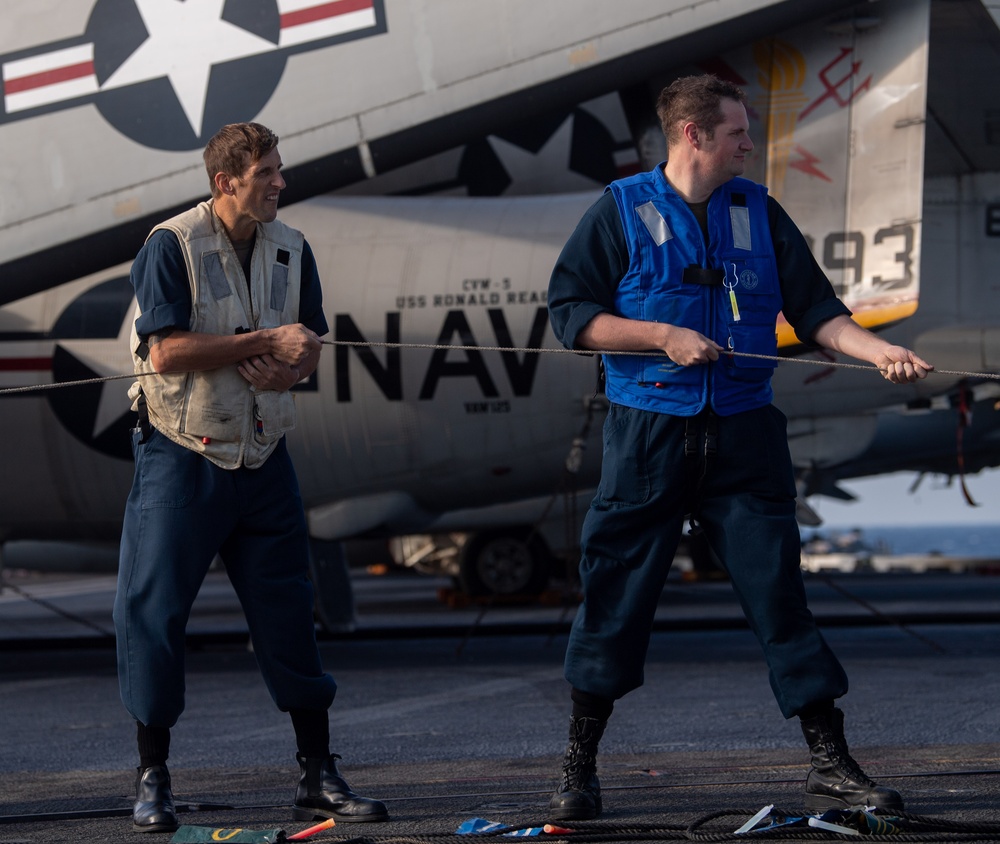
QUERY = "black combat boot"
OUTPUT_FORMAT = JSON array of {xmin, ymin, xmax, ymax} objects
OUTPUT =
[
  {"xmin": 548, "ymin": 716, "xmax": 607, "ymax": 820},
  {"xmin": 292, "ymin": 753, "xmax": 389, "ymax": 822},
  {"xmin": 132, "ymin": 765, "xmax": 178, "ymax": 833},
  {"xmin": 801, "ymin": 707, "xmax": 904, "ymax": 812}
]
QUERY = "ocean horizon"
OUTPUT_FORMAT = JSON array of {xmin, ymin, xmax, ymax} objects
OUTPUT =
[{"xmin": 800, "ymin": 522, "xmax": 1000, "ymax": 558}]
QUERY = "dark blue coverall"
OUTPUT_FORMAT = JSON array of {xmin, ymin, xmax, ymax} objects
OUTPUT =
[
  {"xmin": 114, "ymin": 230, "xmax": 336, "ymax": 728},
  {"xmin": 548, "ymin": 189, "xmax": 851, "ymax": 718}
]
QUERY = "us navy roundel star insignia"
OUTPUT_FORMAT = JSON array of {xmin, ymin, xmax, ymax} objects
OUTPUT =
[
  {"xmin": 47, "ymin": 277, "xmax": 138, "ymax": 460},
  {"xmin": 1, "ymin": 0, "xmax": 386, "ymax": 150}
]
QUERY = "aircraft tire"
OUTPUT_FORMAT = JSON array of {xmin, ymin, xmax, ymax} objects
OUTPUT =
[{"xmin": 458, "ymin": 529, "xmax": 551, "ymax": 597}]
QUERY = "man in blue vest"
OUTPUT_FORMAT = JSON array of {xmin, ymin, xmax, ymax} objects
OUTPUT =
[
  {"xmin": 546, "ymin": 75, "xmax": 932, "ymax": 820},
  {"xmin": 116, "ymin": 123, "xmax": 388, "ymax": 832}
]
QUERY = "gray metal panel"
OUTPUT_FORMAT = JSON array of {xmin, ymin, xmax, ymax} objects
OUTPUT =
[{"xmin": 925, "ymin": 0, "xmax": 1000, "ymax": 177}]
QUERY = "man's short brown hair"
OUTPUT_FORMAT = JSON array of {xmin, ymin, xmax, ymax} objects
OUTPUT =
[
  {"xmin": 656, "ymin": 75, "xmax": 747, "ymax": 147},
  {"xmin": 203, "ymin": 122, "xmax": 280, "ymax": 197}
]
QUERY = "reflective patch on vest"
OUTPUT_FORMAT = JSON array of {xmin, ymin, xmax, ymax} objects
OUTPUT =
[
  {"xmin": 202, "ymin": 252, "xmax": 232, "ymax": 300},
  {"xmin": 730, "ymin": 206, "xmax": 751, "ymax": 251},
  {"xmin": 270, "ymin": 263, "xmax": 289, "ymax": 311},
  {"xmin": 637, "ymin": 201, "xmax": 672, "ymax": 246}
]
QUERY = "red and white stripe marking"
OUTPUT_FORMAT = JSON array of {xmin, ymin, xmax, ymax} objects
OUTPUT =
[
  {"xmin": 2, "ymin": 2, "xmax": 379, "ymax": 114},
  {"xmin": 0, "ymin": 352, "xmax": 53, "ymax": 389},
  {"xmin": 278, "ymin": 0, "xmax": 377, "ymax": 48},
  {"xmin": 3, "ymin": 43, "xmax": 98, "ymax": 113}
]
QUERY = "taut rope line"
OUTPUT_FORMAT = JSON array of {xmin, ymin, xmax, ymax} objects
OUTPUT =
[{"xmin": 0, "ymin": 340, "xmax": 995, "ymax": 397}]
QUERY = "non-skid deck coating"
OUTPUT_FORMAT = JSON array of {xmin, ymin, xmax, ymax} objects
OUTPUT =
[{"xmin": 1, "ymin": 566, "xmax": 998, "ymax": 843}]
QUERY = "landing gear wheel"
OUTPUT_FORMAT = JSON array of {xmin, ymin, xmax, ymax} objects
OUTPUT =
[{"xmin": 458, "ymin": 530, "xmax": 550, "ymax": 597}]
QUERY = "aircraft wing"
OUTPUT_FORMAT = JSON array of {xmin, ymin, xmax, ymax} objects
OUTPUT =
[{"xmin": 0, "ymin": 0, "xmax": 863, "ymax": 305}]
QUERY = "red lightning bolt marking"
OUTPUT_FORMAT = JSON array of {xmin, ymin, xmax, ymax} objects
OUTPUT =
[
  {"xmin": 788, "ymin": 145, "xmax": 832, "ymax": 182},
  {"xmin": 800, "ymin": 47, "xmax": 873, "ymax": 120}
]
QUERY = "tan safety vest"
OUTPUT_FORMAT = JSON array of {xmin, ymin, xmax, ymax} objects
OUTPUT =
[{"xmin": 129, "ymin": 201, "xmax": 303, "ymax": 469}]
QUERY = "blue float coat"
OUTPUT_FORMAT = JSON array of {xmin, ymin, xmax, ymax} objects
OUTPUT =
[{"xmin": 547, "ymin": 170, "xmax": 852, "ymax": 716}]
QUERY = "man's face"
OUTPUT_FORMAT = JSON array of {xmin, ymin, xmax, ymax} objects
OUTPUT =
[
  {"xmin": 229, "ymin": 146, "xmax": 286, "ymax": 225},
  {"xmin": 699, "ymin": 98, "xmax": 753, "ymax": 186}
]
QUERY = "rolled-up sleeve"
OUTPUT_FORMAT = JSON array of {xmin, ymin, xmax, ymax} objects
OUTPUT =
[
  {"xmin": 298, "ymin": 240, "xmax": 328, "ymax": 336},
  {"xmin": 131, "ymin": 230, "xmax": 192, "ymax": 341},
  {"xmin": 770, "ymin": 197, "xmax": 851, "ymax": 345},
  {"xmin": 548, "ymin": 191, "xmax": 628, "ymax": 350}
]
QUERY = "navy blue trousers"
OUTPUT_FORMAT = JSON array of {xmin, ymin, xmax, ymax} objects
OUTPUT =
[
  {"xmin": 114, "ymin": 429, "xmax": 336, "ymax": 727},
  {"xmin": 565, "ymin": 403, "xmax": 848, "ymax": 718}
]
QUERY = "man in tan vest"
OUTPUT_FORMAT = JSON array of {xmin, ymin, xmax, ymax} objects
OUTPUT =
[{"xmin": 115, "ymin": 122, "xmax": 387, "ymax": 833}]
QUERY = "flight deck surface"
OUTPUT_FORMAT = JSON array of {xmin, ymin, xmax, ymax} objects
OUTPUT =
[{"xmin": 1, "ymin": 565, "xmax": 998, "ymax": 843}]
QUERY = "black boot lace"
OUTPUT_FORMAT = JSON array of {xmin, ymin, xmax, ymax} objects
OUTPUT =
[
  {"xmin": 823, "ymin": 737, "xmax": 877, "ymax": 787},
  {"xmin": 562, "ymin": 745, "xmax": 597, "ymax": 791}
]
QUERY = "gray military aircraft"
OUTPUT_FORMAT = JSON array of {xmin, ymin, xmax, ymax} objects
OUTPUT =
[{"xmin": 2, "ymin": 0, "xmax": 1000, "ymax": 611}]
